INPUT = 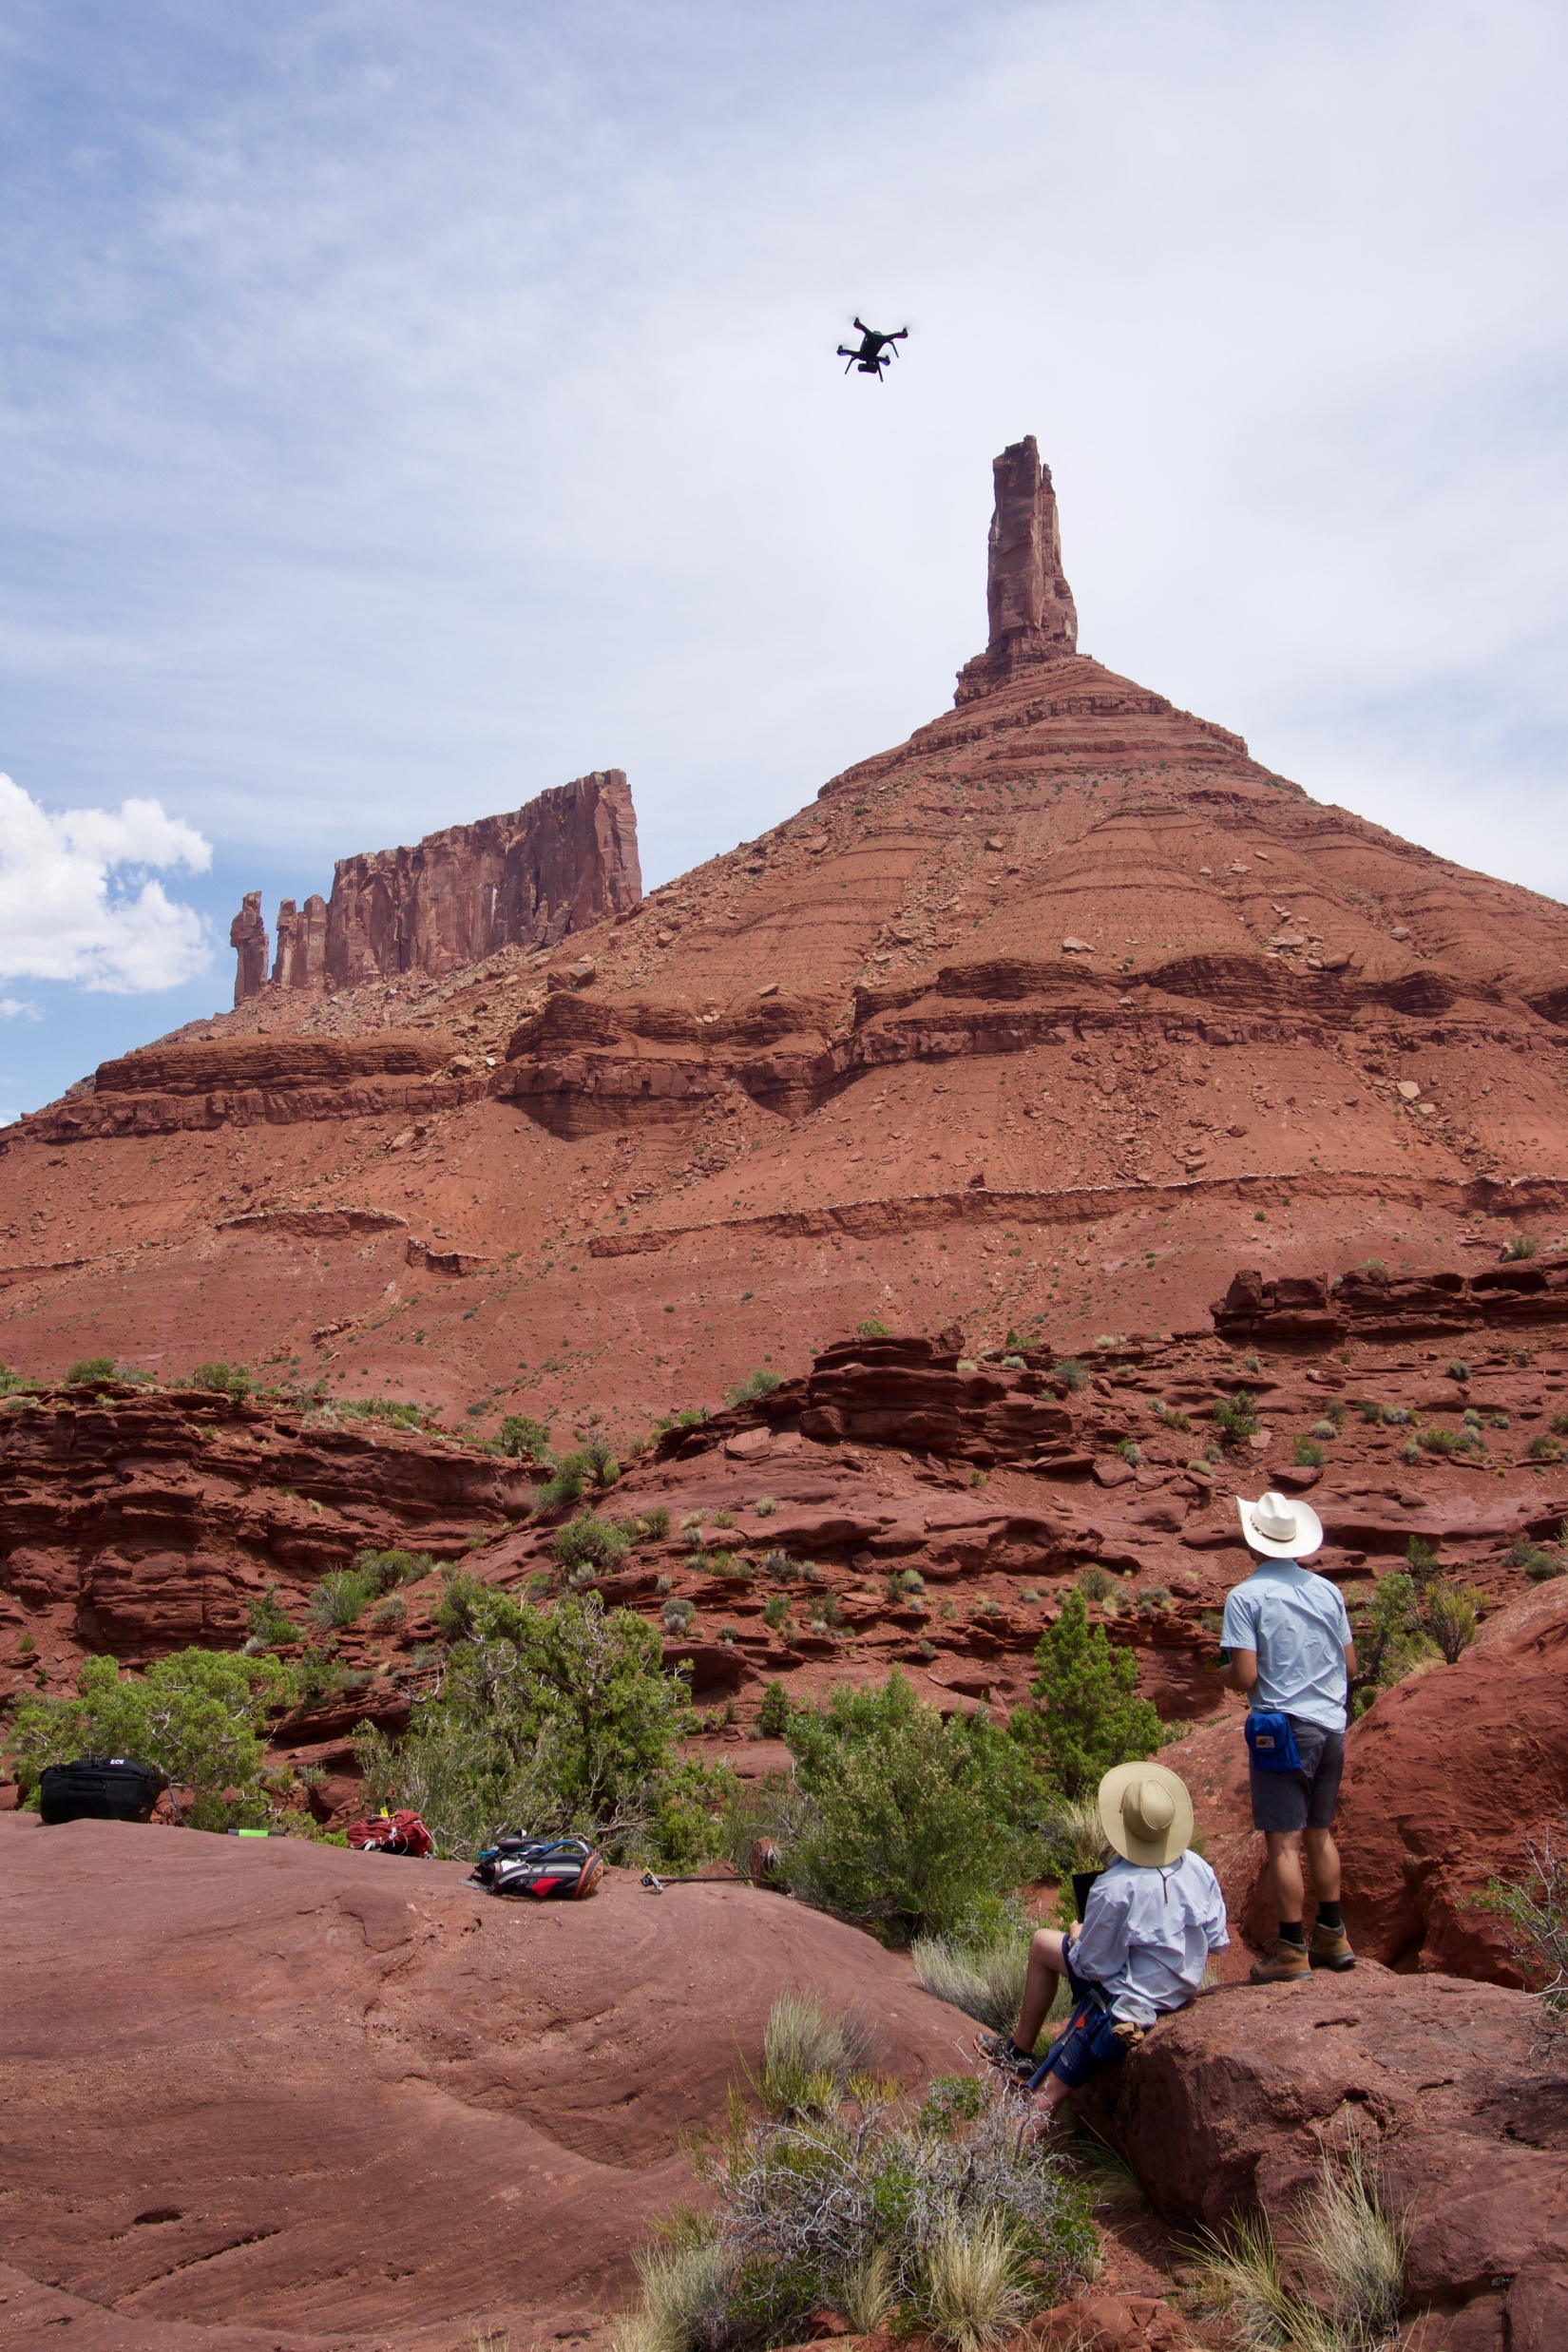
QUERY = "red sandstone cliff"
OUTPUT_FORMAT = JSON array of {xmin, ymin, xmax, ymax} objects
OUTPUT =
[{"xmin": 231, "ymin": 768, "xmax": 641, "ymax": 1002}]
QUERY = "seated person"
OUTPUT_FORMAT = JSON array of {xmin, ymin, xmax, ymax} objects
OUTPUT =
[{"xmin": 977, "ymin": 1761, "xmax": 1228, "ymax": 2136}]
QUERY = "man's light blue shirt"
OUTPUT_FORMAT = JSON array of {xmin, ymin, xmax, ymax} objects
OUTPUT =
[
  {"xmin": 1221, "ymin": 1558, "xmax": 1353, "ymax": 1732},
  {"xmin": 1073, "ymin": 1851, "xmax": 1230, "ymax": 2026}
]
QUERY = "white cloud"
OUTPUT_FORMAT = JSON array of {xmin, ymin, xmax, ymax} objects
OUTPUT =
[
  {"xmin": 0, "ymin": 997, "xmax": 40, "ymax": 1018},
  {"xmin": 0, "ymin": 774, "xmax": 212, "ymax": 993}
]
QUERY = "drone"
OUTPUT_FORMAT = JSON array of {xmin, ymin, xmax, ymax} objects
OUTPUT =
[{"xmin": 837, "ymin": 316, "xmax": 908, "ymax": 379}]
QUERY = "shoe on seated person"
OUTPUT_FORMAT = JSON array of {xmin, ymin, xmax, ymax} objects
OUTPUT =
[
  {"xmin": 1250, "ymin": 1936, "xmax": 1311, "ymax": 1984},
  {"xmin": 1310, "ymin": 1920, "xmax": 1355, "ymax": 1971},
  {"xmin": 973, "ymin": 2028, "xmax": 1036, "ymax": 2084}
]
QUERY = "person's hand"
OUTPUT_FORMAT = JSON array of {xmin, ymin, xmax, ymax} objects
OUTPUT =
[{"xmin": 1067, "ymin": 1919, "xmax": 1082, "ymax": 1945}]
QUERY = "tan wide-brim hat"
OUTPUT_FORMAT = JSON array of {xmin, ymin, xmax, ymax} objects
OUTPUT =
[
  {"xmin": 1236, "ymin": 1489, "xmax": 1324, "ymax": 1558},
  {"xmin": 1098, "ymin": 1761, "xmax": 1195, "ymax": 1868}
]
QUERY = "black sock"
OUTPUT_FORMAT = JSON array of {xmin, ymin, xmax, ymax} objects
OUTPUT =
[
  {"xmin": 1317, "ymin": 1902, "xmax": 1343, "ymax": 1933},
  {"xmin": 1278, "ymin": 1921, "xmax": 1307, "ymax": 1948}
]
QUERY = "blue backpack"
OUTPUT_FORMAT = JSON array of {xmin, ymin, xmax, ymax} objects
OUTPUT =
[{"xmin": 1245, "ymin": 1711, "xmax": 1302, "ymax": 1772}]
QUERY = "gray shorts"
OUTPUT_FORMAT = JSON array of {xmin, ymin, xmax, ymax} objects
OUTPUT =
[{"xmin": 1249, "ymin": 1718, "xmax": 1345, "ymax": 1835}]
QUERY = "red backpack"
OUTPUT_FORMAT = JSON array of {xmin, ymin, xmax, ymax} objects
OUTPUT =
[{"xmin": 347, "ymin": 1809, "xmax": 434, "ymax": 1857}]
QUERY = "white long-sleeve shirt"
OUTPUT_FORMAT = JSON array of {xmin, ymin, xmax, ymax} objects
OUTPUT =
[{"xmin": 1072, "ymin": 1851, "xmax": 1230, "ymax": 2026}]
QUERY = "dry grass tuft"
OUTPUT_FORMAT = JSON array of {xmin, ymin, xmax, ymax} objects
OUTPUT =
[
  {"xmin": 760, "ymin": 1989, "xmax": 878, "ymax": 2115},
  {"xmin": 923, "ymin": 2210, "xmax": 1031, "ymax": 2352}
]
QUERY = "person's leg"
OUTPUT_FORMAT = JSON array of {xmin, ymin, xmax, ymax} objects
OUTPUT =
[
  {"xmin": 1265, "ymin": 1829, "xmax": 1306, "ymax": 1930},
  {"xmin": 1015, "ymin": 1928, "xmax": 1072, "ymax": 2055},
  {"xmin": 1303, "ymin": 1826, "xmax": 1341, "ymax": 1903}
]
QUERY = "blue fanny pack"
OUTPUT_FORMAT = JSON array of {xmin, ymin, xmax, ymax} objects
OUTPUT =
[{"xmin": 1245, "ymin": 1710, "xmax": 1302, "ymax": 1772}]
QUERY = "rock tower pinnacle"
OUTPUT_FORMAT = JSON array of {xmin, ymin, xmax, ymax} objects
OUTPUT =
[{"xmin": 954, "ymin": 435, "xmax": 1078, "ymax": 702}]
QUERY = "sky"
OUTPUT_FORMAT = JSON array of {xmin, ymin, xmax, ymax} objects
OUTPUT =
[{"xmin": 2, "ymin": 0, "xmax": 1566, "ymax": 1118}]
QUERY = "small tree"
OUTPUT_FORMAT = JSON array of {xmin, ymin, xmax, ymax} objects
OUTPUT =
[
  {"xmin": 1011, "ymin": 1590, "xmax": 1161, "ymax": 1799},
  {"xmin": 6, "ymin": 1649, "xmax": 292, "ymax": 1830},
  {"xmin": 498, "ymin": 1414, "xmax": 552, "ymax": 1463},
  {"xmin": 64, "ymin": 1356, "xmax": 118, "ymax": 1387}
]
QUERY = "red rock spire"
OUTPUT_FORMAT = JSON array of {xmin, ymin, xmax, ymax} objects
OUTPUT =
[{"xmin": 954, "ymin": 435, "xmax": 1078, "ymax": 703}]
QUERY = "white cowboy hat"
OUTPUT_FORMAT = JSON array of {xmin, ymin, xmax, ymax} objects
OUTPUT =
[
  {"xmin": 1236, "ymin": 1489, "xmax": 1323, "ymax": 1558},
  {"xmin": 1098, "ymin": 1761, "xmax": 1195, "ymax": 1868}
]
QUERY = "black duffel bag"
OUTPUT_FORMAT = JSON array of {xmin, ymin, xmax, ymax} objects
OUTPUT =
[
  {"xmin": 469, "ymin": 1833, "xmax": 604, "ymax": 1901},
  {"xmin": 39, "ymin": 1755, "xmax": 163, "ymax": 1825}
]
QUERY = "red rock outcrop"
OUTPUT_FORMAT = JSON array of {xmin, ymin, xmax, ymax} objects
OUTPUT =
[
  {"xmin": 1097, "ymin": 1966, "xmax": 1568, "ymax": 2349},
  {"xmin": 955, "ymin": 433, "xmax": 1079, "ymax": 701},
  {"xmin": 0, "ymin": 1812, "xmax": 962, "ymax": 2347},
  {"xmin": 322, "ymin": 767, "xmax": 641, "ymax": 986},
  {"xmin": 271, "ymin": 890, "xmax": 328, "ymax": 987},
  {"xmin": 228, "ymin": 890, "xmax": 268, "ymax": 1006}
]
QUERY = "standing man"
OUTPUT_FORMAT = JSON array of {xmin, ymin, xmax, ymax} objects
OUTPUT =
[{"xmin": 1221, "ymin": 1490, "xmax": 1357, "ymax": 1983}]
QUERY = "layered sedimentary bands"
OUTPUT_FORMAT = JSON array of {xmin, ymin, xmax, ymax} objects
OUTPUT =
[
  {"xmin": 229, "ymin": 766, "xmax": 641, "ymax": 1004},
  {"xmin": 3, "ymin": 434, "xmax": 1568, "ymax": 2352}
]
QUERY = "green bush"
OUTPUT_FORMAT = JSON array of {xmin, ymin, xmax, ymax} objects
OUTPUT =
[
  {"xmin": 64, "ymin": 1355, "xmax": 117, "ymax": 1387},
  {"xmin": 308, "ymin": 1569, "xmax": 374, "ymax": 1630},
  {"xmin": 1294, "ymin": 1438, "xmax": 1325, "ymax": 1469},
  {"xmin": 1212, "ymin": 1389, "xmax": 1260, "ymax": 1445},
  {"xmin": 763, "ymin": 1549, "xmax": 794, "ymax": 1580},
  {"xmin": 638, "ymin": 1506, "xmax": 672, "ymax": 1541},
  {"xmin": 1115, "ymin": 1439, "xmax": 1142, "ymax": 1466},
  {"xmin": 763, "ymin": 1594, "xmax": 789, "ymax": 1632},
  {"xmin": 856, "ymin": 1318, "xmax": 890, "ymax": 1339},
  {"xmin": 1357, "ymin": 1400, "xmax": 1386, "ymax": 1425},
  {"xmin": 528, "ymin": 1453, "xmax": 587, "ymax": 1515},
  {"xmin": 643, "ymin": 2038, "xmax": 1096, "ymax": 2352},
  {"xmin": 662, "ymin": 1597, "xmax": 697, "ymax": 1633},
  {"xmin": 727, "ymin": 1367, "xmax": 783, "ymax": 1405},
  {"xmin": 1052, "ymin": 1358, "xmax": 1088, "ymax": 1391},
  {"xmin": 6, "ymin": 1648, "xmax": 292, "ymax": 1831},
  {"xmin": 371, "ymin": 1595, "xmax": 407, "ymax": 1631},
  {"xmin": 1502, "ymin": 1234, "xmax": 1539, "ymax": 1261},
  {"xmin": 780, "ymin": 1673, "xmax": 1043, "ymax": 1941},
  {"xmin": 1348, "ymin": 1574, "xmax": 1441, "ymax": 1715},
  {"xmin": 435, "ymin": 1568, "xmax": 488, "ymax": 1642},
  {"xmin": 1423, "ymin": 1581, "xmax": 1482, "ymax": 1664},
  {"xmin": 245, "ymin": 1586, "xmax": 299, "ymax": 1648},
  {"xmin": 355, "ymin": 1587, "xmax": 713, "ymax": 1864},
  {"xmin": 1310, "ymin": 1419, "xmax": 1337, "ymax": 1443},
  {"xmin": 756, "ymin": 1678, "xmax": 792, "ymax": 1736},
  {"xmin": 498, "ymin": 1414, "xmax": 552, "ymax": 1463},
  {"xmin": 553, "ymin": 1515, "xmax": 634, "ymax": 1576},
  {"xmin": 1527, "ymin": 1436, "xmax": 1563, "ymax": 1464},
  {"xmin": 188, "ymin": 1361, "xmax": 251, "ymax": 1397},
  {"xmin": 1010, "ymin": 1590, "xmax": 1161, "ymax": 1800},
  {"xmin": 1075, "ymin": 1563, "xmax": 1115, "ymax": 1605},
  {"xmin": 1446, "ymin": 1359, "xmax": 1470, "ymax": 1384},
  {"xmin": 1482, "ymin": 1840, "xmax": 1568, "ymax": 2026},
  {"xmin": 354, "ymin": 1547, "xmax": 436, "ymax": 1591}
]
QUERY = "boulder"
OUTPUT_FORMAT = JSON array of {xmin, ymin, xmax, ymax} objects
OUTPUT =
[
  {"xmin": 1099, "ymin": 1965, "xmax": 1568, "ymax": 2349},
  {"xmin": 0, "ymin": 1812, "xmax": 961, "ymax": 2347}
]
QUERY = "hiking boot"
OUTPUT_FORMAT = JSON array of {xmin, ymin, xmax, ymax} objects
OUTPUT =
[
  {"xmin": 1310, "ymin": 1921, "xmax": 1356, "ymax": 1972},
  {"xmin": 974, "ymin": 2029, "xmax": 1036, "ymax": 2085},
  {"xmin": 1250, "ymin": 1937, "xmax": 1311, "ymax": 1984}
]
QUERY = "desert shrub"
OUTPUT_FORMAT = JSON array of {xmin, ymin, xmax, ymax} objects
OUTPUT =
[
  {"xmin": 435, "ymin": 1568, "xmax": 488, "ymax": 1642},
  {"xmin": 760, "ymin": 1991, "xmax": 878, "ymax": 2116},
  {"xmin": 1212, "ymin": 1389, "xmax": 1261, "ymax": 1444},
  {"xmin": 1483, "ymin": 1826, "xmax": 1568, "ymax": 2030},
  {"xmin": 662, "ymin": 1597, "xmax": 697, "ymax": 1633},
  {"xmin": 554, "ymin": 1515, "xmax": 634, "ymax": 1576},
  {"xmin": 295, "ymin": 1644, "xmax": 347, "ymax": 1709},
  {"xmin": 1011, "ymin": 1591, "xmax": 1161, "ymax": 1799},
  {"xmin": 498, "ymin": 1414, "xmax": 552, "ymax": 1463},
  {"xmin": 1553, "ymin": 1413, "xmax": 1568, "ymax": 1438},
  {"xmin": 1052, "ymin": 1358, "xmax": 1088, "ymax": 1391},
  {"xmin": 1356, "ymin": 1400, "xmax": 1385, "ymax": 1425},
  {"xmin": 1136, "ymin": 1585, "xmax": 1171, "ymax": 1616},
  {"xmin": 1526, "ymin": 1435, "xmax": 1563, "ymax": 1464},
  {"xmin": 1199, "ymin": 2142, "xmax": 1407, "ymax": 2352},
  {"xmin": 1446, "ymin": 1359, "xmax": 1471, "ymax": 1384},
  {"xmin": 1503, "ymin": 1233, "xmax": 1539, "ymax": 1261},
  {"xmin": 1152, "ymin": 1402, "xmax": 1191, "ymax": 1433},
  {"xmin": 1310, "ymin": 1419, "xmax": 1337, "ymax": 1443},
  {"xmin": 912, "ymin": 1911, "xmax": 1042, "ymax": 2040},
  {"xmin": 1034, "ymin": 1792, "xmax": 1113, "ymax": 1888},
  {"xmin": 64, "ymin": 1355, "xmax": 117, "ymax": 1387},
  {"xmin": 762, "ymin": 1550, "xmax": 794, "ymax": 1581},
  {"xmin": 1384, "ymin": 1405, "xmax": 1411, "ymax": 1425},
  {"xmin": 355, "ymin": 1547, "xmax": 436, "ymax": 1591},
  {"xmin": 1493, "ymin": 1412, "xmax": 1513, "ymax": 1430},
  {"xmin": 307, "ymin": 1568, "xmax": 375, "ymax": 1630},
  {"xmin": 1348, "ymin": 1575, "xmax": 1439, "ymax": 1715},
  {"xmin": 1076, "ymin": 1564, "xmax": 1115, "ymax": 1605},
  {"xmin": 1398, "ymin": 1440, "xmax": 1423, "ymax": 1465},
  {"xmin": 708, "ymin": 1554, "xmax": 753, "ymax": 1583},
  {"xmin": 755, "ymin": 1496, "xmax": 777, "ymax": 1519},
  {"xmin": 631, "ymin": 1506, "xmax": 670, "ymax": 1542},
  {"xmin": 645, "ymin": 2056, "xmax": 1095, "ymax": 2352},
  {"xmin": 354, "ymin": 1586, "xmax": 717, "ymax": 1864},
  {"xmin": 371, "ymin": 1595, "xmax": 407, "ymax": 1632},
  {"xmin": 756, "ymin": 1679, "xmax": 792, "ymax": 1737},
  {"xmin": 762, "ymin": 1595, "xmax": 789, "ymax": 1633},
  {"xmin": 1525, "ymin": 1550, "xmax": 1565, "ymax": 1584},
  {"xmin": 6, "ymin": 1648, "xmax": 293, "ymax": 1831},
  {"xmin": 532, "ymin": 1453, "xmax": 589, "ymax": 1514},
  {"xmin": 188, "ymin": 1361, "xmax": 251, "ymax": 1396},
  {"xmin": 1294, "ymin": 1438, "xmax": 1325, "ymax": 1469},
  {"xmin": 888, "ymin": 1567, "xmax": 926, "ymax": 1601},
  {"xmin": 578, "ymin": 1435, "xmax": 620, "ymax": 1487},
  {"xmin": 728, "ymin": 1368, "xmax": 783, "ymax": 1405},
  {"xmin": 245, "ymin": 1585, "xmax": 299, "ymax": 1648},
  {"xmin": 779, "ymin": 1673, "xmax": 1042, "ymax": 1941},
  {"xmin": 1422, "ymin": 1581, "xmax": 1482, "ymax": 1665},
  {"xmin": 856, "ymin": 1318, "xmax": 890, "ymax": 1339},
  {"xmin": 1115, "ymin": 1439, "xmax": 1142, "ymax": 1466}
]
